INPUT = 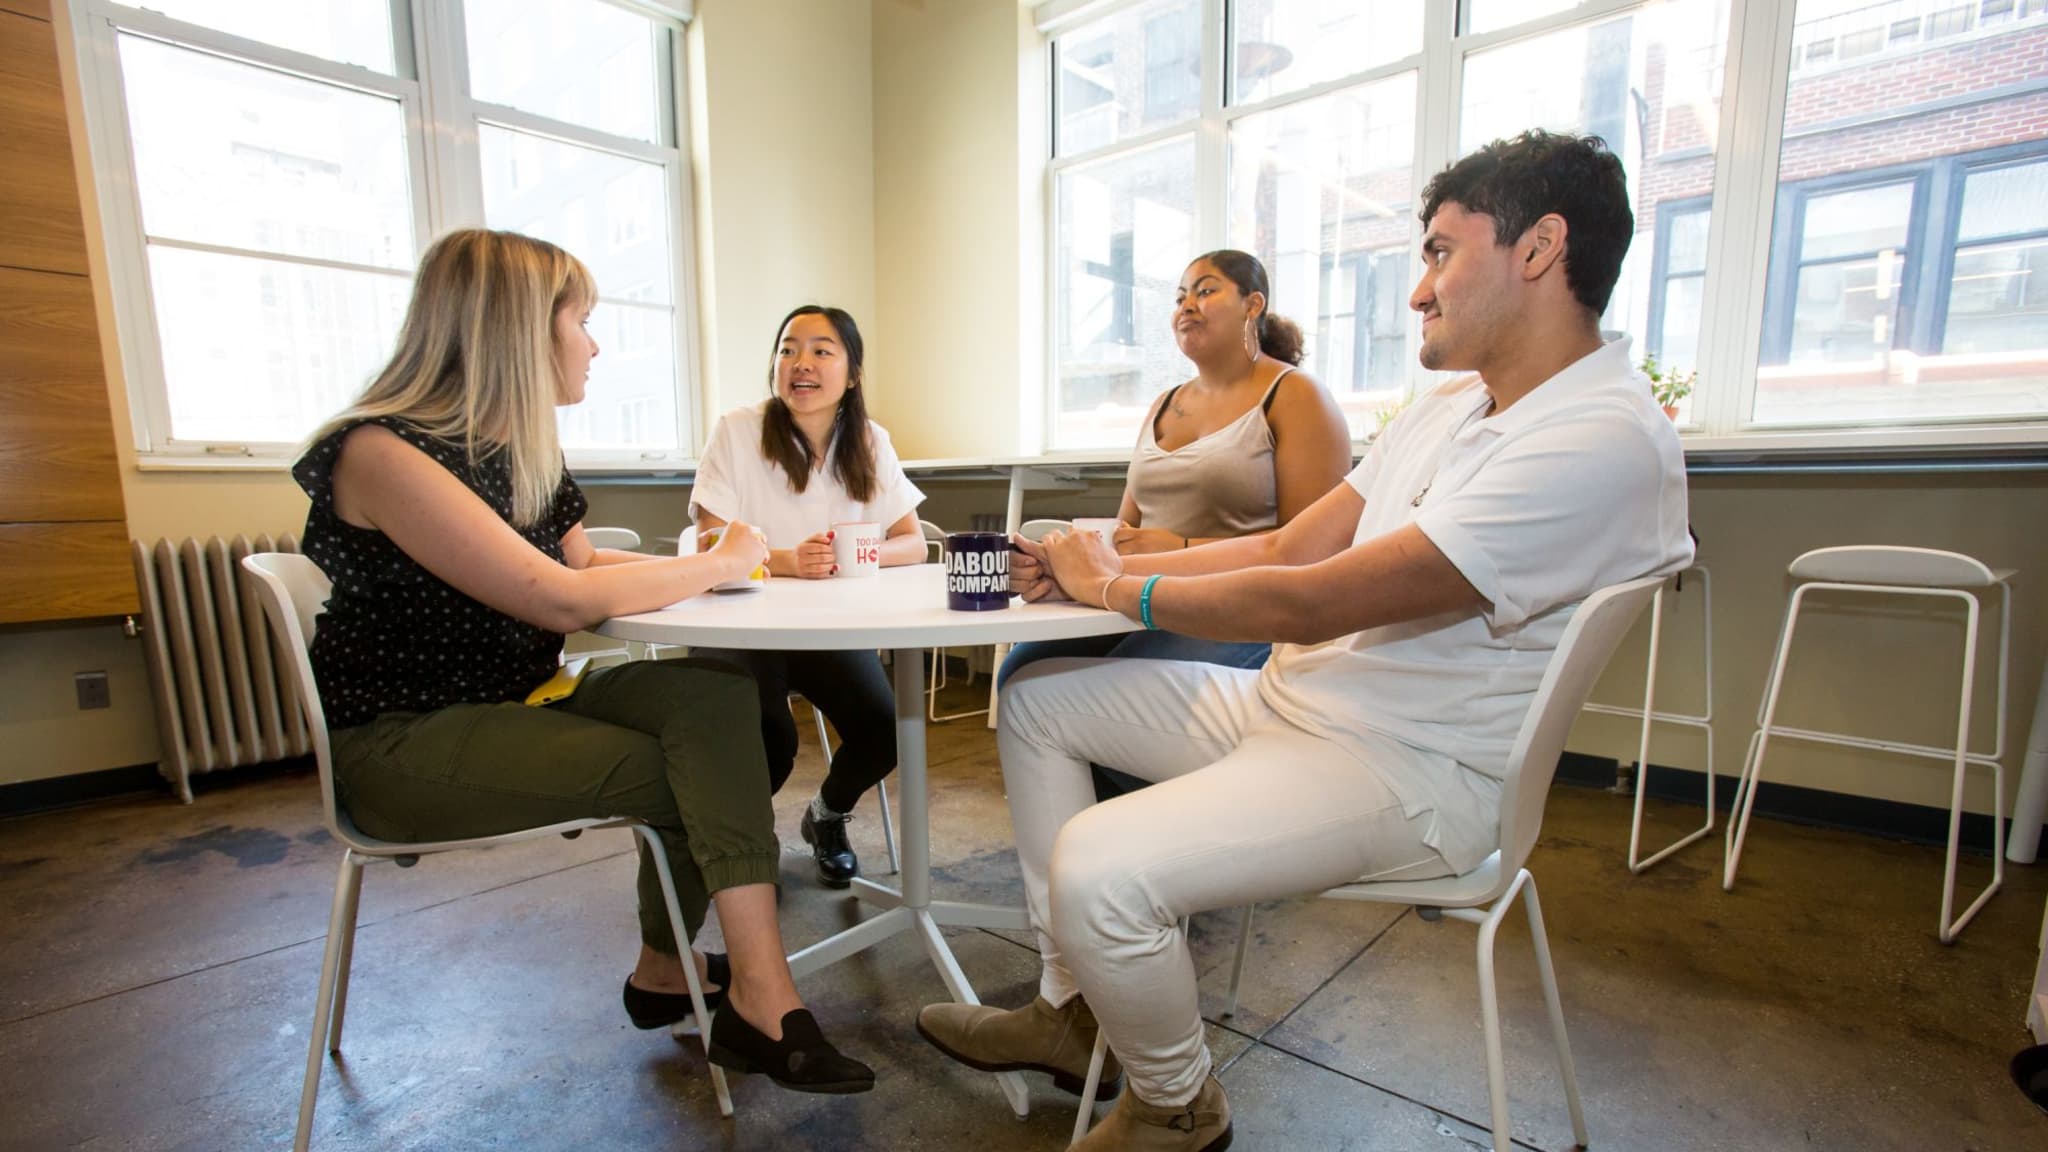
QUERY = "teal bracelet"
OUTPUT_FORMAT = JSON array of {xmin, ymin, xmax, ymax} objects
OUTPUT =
[{"xmin": 1139, "ymin": 574, "xmax": 1163, "ymax": 630}]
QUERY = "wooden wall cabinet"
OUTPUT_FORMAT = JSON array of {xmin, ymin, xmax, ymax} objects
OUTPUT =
[{"xmin": 0, "ymin": 5, "xmax": 139, "ymax": 624}]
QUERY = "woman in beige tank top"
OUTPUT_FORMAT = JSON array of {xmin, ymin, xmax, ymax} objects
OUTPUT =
[{"xmin": 1000, "ymin": 249, "xmax": 1351, "ymax": 689}]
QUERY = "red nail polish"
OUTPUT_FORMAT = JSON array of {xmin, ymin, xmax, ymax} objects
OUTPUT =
[{"xmin": 832, "ymin": 564, "xmax": 839, "ymax": 574}]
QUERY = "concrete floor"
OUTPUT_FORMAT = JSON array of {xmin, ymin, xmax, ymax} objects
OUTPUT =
[{"xmin": 3, "ymin": 680, "xmax": 2045, "ymax": 1152}]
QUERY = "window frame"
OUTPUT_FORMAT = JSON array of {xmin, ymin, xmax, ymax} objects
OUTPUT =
[
  {"xmin": 69, "ymin": 0, "xmax": 705, "ymax": 471},
  {"xmin": 1040, "ymin": 0, "xmax": 2048, "ymax": 456}
]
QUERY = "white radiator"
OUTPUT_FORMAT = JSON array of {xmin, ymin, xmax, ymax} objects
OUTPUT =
[{"xmin": 132, "ymin": 535, "xmax": 312, "ymax": 803}]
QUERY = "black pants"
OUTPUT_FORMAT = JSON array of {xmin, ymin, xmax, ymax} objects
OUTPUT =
[{"xmin": 688, "ymin": 647, "xmax": 896, "ymax": 813}]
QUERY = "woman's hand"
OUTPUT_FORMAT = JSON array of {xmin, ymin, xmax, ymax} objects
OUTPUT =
[
  {"xmin": 707, "ymin": 520, "xmax": 769, "ymax": 582},
  {"xmin": 1113, "ymin": 525, "xmax": 1186, "ymax": 554},
  {"xmin": 1040, "ymin": 529, "xmax": 1124, "ymax": 608},
  {"xmin": 792, "ymin": 530, "xmax": 837, "ymax": 579},
  {"xmin": 1009, "ymin": 535, "xmax": 1067, "ymax": 602}
]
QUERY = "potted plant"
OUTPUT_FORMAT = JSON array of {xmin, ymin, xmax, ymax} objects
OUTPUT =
[{"xmin": 1640, "ymin": 353, "xmax": 1694, "ymax": 420}]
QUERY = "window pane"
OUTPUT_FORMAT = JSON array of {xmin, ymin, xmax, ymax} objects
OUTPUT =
[
  {"xmin": 1666, "ymin": 208, "xmax": 1710, "ymax": 276},
  {"xmin": 1789, "ymin": 255, "xmax": 1902, "ymax": 363},
  {"xmin": 1463, "ymin": 0, "xmax": 1583, "ymax": 37},
  {"xmin": 1228, "ymin": 71, "xmax": 1417, "ymax": 436},
  {"xmin": 119, "ymin": 35, "xmax": 414, "ymax": 269},
  {"xmin": 1798, "ymin": 183, "xmax": 1912, "ymax": 262},
  {"xmin": 149, "ymin": 247, "xmax": 409, "ymax": 443},
  {"xmin": 1054, "ymin": 137, "xmax": 1197, "ymax": 448},
  {"xmin": 1461, "ymin": 1, "xmax": 1729, "ymax": 380},
  {"xmin": 1659, "ymin": 275, "xmax": 1705, "ymax": 376},
  {"xmin": 1231, "ymin": 0, "xmax": 1420, "ymax": 104},
  {"xmin": 560, "ymin": 301, "xmax": 680, "ymax": 452},
  {"xmin": 464, "ymin": 0, "xmax": 664, "ymax": 144},
  {"xmin": 1958, "ymin": 159, "xmax": 2048, "ymax": 243},
  {"xmin": 1946, "ymin": 238, "xmax": 2048, "ymax": 355},
  {"xmin": 1756, "ymin": 1, "xmax": 2048, "ymax": 424},
  {"xmin": 479, "ymin": 126, "xmax": 672, "ymax": 305},
  {"xmin": 1055, "ymin": 0, "xmax": 1201, "ymax": 156},
  {"xmin": 139, "ymin": 0, "xmax": 393, "ymax": 73}
]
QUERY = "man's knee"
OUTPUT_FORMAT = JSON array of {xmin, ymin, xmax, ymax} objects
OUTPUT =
[{"xmin": 1048, "ymin": 805, "xmax": 1159, "ymax": 943}]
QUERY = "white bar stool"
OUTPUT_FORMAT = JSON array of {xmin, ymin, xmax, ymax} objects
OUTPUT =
[
  {"xmin": 1581, "ymin": 566, "xmax": 1716, "ymax": 872},
  {"xmin": 1723, "ymin": 546, "xmax": 2012, "ymax": 943}
]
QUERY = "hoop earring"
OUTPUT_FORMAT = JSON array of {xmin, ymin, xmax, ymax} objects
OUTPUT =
[{"xmin": 1244, "ymin": 315, "xmax": 1261, "ymax": 365}]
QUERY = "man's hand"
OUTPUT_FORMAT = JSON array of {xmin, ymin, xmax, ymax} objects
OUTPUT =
[{"xmin": 1040, "ymin": 529, "xmax": 1124, "ymax": 608}]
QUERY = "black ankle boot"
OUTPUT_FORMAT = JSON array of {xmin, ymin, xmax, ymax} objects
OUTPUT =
[
  {"xmin": 800, "ymin": 806, "xmax": 860, "ymax": 888},
  {"xmin": 621, "ymin": 952, "xmax": 728, "ymax": 1030},
  {"xmin": 708, "ymin": 1006, "xmax": 875, "ymax": 1094}
]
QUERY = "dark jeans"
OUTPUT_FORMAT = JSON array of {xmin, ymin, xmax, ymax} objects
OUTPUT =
[
  {"xmin": 687, "ymin": 647, "xmax": 897, "ymax": 815},
  {"xmin": 329, "ymin": 658, "xmax": 781, "ymax": 955},
  {"xmin": 998, "ymin": 631, "xmax": 1271, "ymax": 799}
]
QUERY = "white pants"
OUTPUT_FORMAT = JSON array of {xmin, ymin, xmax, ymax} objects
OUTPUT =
[{"xmin": 998, "ymin": 658, "xmax": 1465, "ymax": 1107}]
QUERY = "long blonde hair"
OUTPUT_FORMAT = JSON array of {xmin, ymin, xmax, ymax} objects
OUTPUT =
[{"xmin": 309, "ymin": 229, "xmax": 596, "ymax": 528}]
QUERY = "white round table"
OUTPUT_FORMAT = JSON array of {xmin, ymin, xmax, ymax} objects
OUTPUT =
[{"xmin": 599, "ymin": 564, "xmax": 1138, "ymax": 1116}]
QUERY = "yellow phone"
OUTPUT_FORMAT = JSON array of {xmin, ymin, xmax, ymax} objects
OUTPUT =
[{"xmin": 525, "ymin": 657, "xmax": 592, "ymax": 707}]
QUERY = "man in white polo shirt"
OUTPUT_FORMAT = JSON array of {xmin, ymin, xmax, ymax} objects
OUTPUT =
[{"xmin": 917, "ymin": 130, "xmax": 1694, "ymax": 1151}]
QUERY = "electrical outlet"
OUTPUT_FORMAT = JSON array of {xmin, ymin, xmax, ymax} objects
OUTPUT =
[{"xmin": 75, "ymin": 671, "xmax": 110, "ymax": 710}]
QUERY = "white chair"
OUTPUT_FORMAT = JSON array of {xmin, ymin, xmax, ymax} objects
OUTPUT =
[
  {"xmin": 1019, "ymin": 518, "xmax": 1072, "ymax": 542},
  {"xmin": 1071, "ymin": 574, "xmax": 1670, "ymax": 1152},
  {"xmin": 660, "ymin": 525, "xmax": 898, "ymax": 873},
  {"xmin": 240, "ymin": 553, "xmax": 731, "ymax": 1152},
  {"xmin": 576, "ymin": 527, "xmax": 645, "ymax": 660},
  {"xmin": 583, "ymin": 526, "xmax": 641, "ymax": 551},
  {"xmin": 1579, "ymin": 565, "xmax": 1717, "ymax": 873},
  {"xmin": 922, "ymin": 518, "xmax": 991, "ymax": 724},
  {"xmin": 1723, "ymin": 545, "xmax": 2012, "ymax": 942}
]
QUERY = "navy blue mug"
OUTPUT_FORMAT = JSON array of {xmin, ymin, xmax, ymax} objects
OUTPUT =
[{"xmin": 944, "ymin": 532, "xmax": 1010, "ymax": 611}]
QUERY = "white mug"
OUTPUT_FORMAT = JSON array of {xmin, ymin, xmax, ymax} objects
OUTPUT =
[
  {"xmin": 832, "ymin": 521, "xmax": 883, "ymax": 577},
  {"xmin": 1071, "ymin": 517, "xmax": 1121, "ymax": 543},
  {"xmin": 699, "ymin": 524, "xmax": 768, "ymax": 591}
]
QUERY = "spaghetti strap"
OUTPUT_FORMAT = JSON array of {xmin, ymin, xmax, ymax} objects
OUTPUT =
[
  {"xmin": 1151, "ymin": 383, "xmax": 1184, "ymax": 442},
  {"xmin": 1260, "ymin": 365, "xmax": 1296, "ymax": 415}
]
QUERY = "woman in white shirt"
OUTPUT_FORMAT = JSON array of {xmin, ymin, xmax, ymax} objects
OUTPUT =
[{"xmin": 687, "ymin": 305, "xmax": 926, "ymax": 888}]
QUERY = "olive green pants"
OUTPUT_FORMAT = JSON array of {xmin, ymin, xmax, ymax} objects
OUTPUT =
[{"xmin": 329, "ymin": 658, "xmax": 780, "ymax": 954}]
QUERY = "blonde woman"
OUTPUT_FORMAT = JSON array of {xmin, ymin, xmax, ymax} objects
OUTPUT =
[{"xmin": 293, "ymin": 230, "xmax": 871, "ymax": 1093}]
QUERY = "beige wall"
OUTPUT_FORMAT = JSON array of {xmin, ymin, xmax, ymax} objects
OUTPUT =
[
  {"xmin": 689, "ymin": 0, "xmax": 876, "ymax": 425},
  {"xmin": 869, "ymin": 0, "xmax": 1045, "ymax": 459}
]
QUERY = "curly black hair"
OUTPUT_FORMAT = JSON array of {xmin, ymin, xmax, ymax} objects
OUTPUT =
[{"xmin": 1418, "ymin": 130, "xmax": 1634, "ymax": 315}]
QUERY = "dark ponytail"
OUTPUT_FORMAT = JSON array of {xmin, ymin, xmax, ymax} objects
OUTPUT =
[
  {"xmin": 1195, "ymin": 249, "xmax": 1305, "ymax": 366},
  {"xmin": 760, "ymin": 305, "xmax": 878, "ymax": 503}
]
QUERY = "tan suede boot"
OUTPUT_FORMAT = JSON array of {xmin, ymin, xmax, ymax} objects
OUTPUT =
[
  {"xmin": 915, "ymin": 995, "xmax": 1122, "ymax": 1098},
  {"xmin": 1074, "ymin": 1074, "xmax": 1232, "ymax": 1152}
]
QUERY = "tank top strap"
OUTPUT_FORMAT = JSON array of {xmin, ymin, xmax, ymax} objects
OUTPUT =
[{"xmin": 1259, "ymin": 364, "xmax": 1297, "ymax": 415}]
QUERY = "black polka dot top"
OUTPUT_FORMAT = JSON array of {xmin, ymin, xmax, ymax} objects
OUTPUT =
[{"xmin": 292, "ymin": 417, "xmax": 588, "ymax": 730}]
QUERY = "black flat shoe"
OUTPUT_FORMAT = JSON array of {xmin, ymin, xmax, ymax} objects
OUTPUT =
[
  {"xmin": 622, "ymin": 952, "xmax": 728, "ymax": 1029},
  {"xmin": 800, "ymin": 807, "xmax": 860, "ymax": 889},
  {"xmin": 708, "ymin": 1006, "xmax": 875, "ymax": 1094}
]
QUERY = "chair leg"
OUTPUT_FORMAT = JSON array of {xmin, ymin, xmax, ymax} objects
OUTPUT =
[
  {"xmin": 1521, "ymin": 873, "xmax": 1588, "ymax": 1148},
  {"xmin": 1071, "ymin": 1028, "xmax": 1111, "ymax": 1147},
  {"xmin": 1474, "ymin": 885, "xmax": 1517, "ymax": 1152},
  {"xmin": 1938, "ymin": 595, "xmax": 2003, "ymax": 942},
  {"xmin": 325, "ymin": 858, "xmax": 366, "ymax": 1053},
  {"xmin": 635, "ymin": 826, "xmax": 733, "ymax": 1118},
  {"xmin": 296, "ymin": 851, "xmax": 364, "ymax": 1152},
  {"xmin": 876, "ymin": 778, "xmax": 900, "ymax": 876},
  {"xmin": 1223, "ymin": 904, "xmax": 1254, "ymax": 1018},
  {"xmin": 1725, "ymin": 588, "xmax": 1808, "ymax": 891}
]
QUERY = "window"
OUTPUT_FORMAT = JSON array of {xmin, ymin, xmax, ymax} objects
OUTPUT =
[
  {"xmin": 77, "ymin": 0, "xmax": 697, "ymax": 466},
  {"xmin": 1046, "ymin": 0, "xmax": 1730, "ymax": 446},
  {"xmin": 1047, "ymin": 0, "xmax": 2048, "ymax": 450},
  {"xmin": 1751, "ymin": 0, "xmax": 2048, "ymax": 429}
]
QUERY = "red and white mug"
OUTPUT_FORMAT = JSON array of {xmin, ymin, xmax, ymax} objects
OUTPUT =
[{"xmin": 832, "ymin": 521, "xmax": 883, "ymax": 578}]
